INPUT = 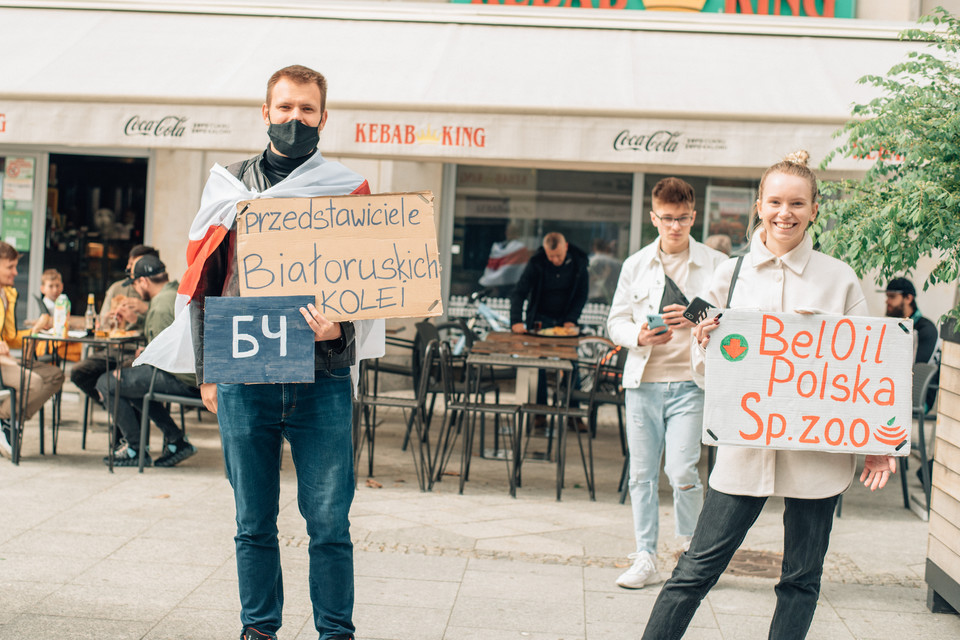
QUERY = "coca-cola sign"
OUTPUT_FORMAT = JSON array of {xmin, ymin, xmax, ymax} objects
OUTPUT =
[
  {"xmin": 124, "ymin": 115, "xmax": 187, "ymax": 137},
  {"xmin": 613, "ymin": 129, "xmax": 681, "ymax": 153}
]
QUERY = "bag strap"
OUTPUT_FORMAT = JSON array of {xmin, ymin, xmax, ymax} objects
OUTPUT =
[{"xmin": 725, "ymin": 255, "xmax": 744, "ymax": 308}]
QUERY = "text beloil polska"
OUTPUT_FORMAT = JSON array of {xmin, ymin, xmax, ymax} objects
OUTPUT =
[
  {"xmin": 738, "ymin": 314, "xmax": 896, "ymax": 448},
  {"xmin": 240, "ymin": 198, "xmax": 438, "ymax": 315}
]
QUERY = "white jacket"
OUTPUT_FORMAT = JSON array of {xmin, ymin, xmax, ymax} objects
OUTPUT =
[
  {"xmin": 692, "ymin": 231, "xmax": 868, "ymax": 498},
  {"xmin": 607, "ymin": 238, "xmax": 727, "ymax": 389}
]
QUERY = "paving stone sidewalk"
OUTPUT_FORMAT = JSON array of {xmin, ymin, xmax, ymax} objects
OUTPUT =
[{"xmin": 1, "ymin": 392, "xmax": 958, "ymax": 639}]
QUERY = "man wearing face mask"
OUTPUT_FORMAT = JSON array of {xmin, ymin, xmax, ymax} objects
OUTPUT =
[{"xmin": 180, "ymin": 65, "xmax": 379, "ymax": 640}]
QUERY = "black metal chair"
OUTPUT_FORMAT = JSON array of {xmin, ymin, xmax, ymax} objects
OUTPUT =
[
  {"xmin": 355, "ymin": 340, "xmax": 438, "ymax": 491},
  {"xmin": 901, "ymin": 362, "xmax": 940, "ymax": 512},
  {"xmin": 137, "ymin": 367, "xmax": 204, "ymax": 473},
  {"xmin": 433, "ymin": 342, "xmax": 521, "ymax": 496}
]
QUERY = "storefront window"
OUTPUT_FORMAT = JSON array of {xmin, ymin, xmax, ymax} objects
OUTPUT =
[
  {"xmin": 452, "ymin": 165, "xmax": 633, "ymax": 304},
  {"xmin": 45, "ymin": 154, "xmax": 148, "ymax": 311},
  {"xmin": 640, "ymin": 174, "xmax": 759, "ymax": 255},
  {"xmin": 0, "ymin": 155, "xmax": 37, "ymax": 326}
]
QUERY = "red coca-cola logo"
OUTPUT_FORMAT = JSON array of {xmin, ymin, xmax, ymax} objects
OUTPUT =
[{"xmin": 124, "ymin": 115, "xmax": 187, "ymax": 137}]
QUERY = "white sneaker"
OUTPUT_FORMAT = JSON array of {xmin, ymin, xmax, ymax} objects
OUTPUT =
[
  {"xmin": 616, "ymin": 551, "xmax": 661, "ymax": 589},
  {"xmin": 0, "ymin": 426, "xmax": 12, "ymax": 459}
]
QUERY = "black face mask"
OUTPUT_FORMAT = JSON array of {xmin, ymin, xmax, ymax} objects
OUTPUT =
[{"xmin": 267, "ymin": 119, "xmax": 319, "ymax": 158}]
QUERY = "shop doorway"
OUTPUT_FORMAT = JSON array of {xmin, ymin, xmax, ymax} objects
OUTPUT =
[{"xmin": 45, "ymin": 154, "xmax": 148, "ymax": 312}]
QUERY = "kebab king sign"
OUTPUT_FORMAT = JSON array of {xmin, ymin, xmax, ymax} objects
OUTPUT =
[{"xmin": 703, "ymin": 310, "xmax": 913, "ymax": 456}]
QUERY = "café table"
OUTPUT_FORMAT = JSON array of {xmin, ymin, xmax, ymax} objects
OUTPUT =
[
  {"xmin": 12, "ymin": 331, "xmax": 143, "ymax": 469},
  {"xmin": 463, "ymin": 331, "xmax": 592, "ymax": 500}
]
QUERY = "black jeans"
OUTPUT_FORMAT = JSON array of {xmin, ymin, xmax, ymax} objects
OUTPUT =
[
  {"xmin": 95, "ymin": 365, "xmax": 197, "ymax": 451},
  {"xmin": 641, "ymin": 488, "xmax": 839, "ymax": 640}
]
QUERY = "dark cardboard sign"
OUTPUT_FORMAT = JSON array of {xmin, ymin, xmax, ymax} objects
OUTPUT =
[{"xmin": 202, "ymin": 296, "xmax": 316, "ymax": 384}]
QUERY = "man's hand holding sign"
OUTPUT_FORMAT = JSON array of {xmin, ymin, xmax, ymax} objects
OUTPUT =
[{"xmin": 698, "ymin": 310, "xmax": 909, "ymax": 490}]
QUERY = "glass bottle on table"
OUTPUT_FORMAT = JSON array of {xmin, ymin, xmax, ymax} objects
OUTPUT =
[{"xmin": 84, "ymin": 293, "xmax": 96, "ymax": 336}]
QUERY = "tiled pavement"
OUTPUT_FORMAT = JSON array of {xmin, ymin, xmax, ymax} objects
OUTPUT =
[{"xmin": 1, "ymin": 387, "xmax": 958, "ymax": 639}]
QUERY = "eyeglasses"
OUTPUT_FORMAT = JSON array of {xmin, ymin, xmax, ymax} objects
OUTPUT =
[{"xmin": 652, "ymin": 212, "xmax": 694, "ymax": 227}]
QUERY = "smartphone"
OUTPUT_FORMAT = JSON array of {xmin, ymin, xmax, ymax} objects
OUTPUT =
[
  {"xmin": 646, "ymin": 313, "xmax": 667, "ymax": 334},
  {"xmin": 683, "ymin": 297, "xmax": 717, "ymax": 324}
]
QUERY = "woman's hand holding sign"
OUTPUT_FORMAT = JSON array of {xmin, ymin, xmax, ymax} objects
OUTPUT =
[
  {"xmin": 695, "ymin": 314, "xmax": 722, "ymax": 349},
  {"xmin": 860, "ymin": 455, "xmax": 896, "ymax": 491},
  {"xmin": 299, "ymin": 303, "xmax": 342, "ymax": 341}
]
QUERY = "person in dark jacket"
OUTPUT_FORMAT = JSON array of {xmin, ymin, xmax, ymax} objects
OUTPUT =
[
  {"xmin": 510, "ymin": 232, "xmax": 589, "ymax": 333},
  {"xmin": 509, "ymin": 232, "xmax": 589, "ymax": 426}
]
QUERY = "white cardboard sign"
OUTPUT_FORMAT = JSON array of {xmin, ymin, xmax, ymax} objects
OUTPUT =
[{"xmin": 704, "ymin": 310, "xmax": 913, "ymax": 456}]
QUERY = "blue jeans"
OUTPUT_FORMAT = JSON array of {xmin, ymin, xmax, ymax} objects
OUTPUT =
[
  {"xmin": 641, "ymin": 489, "xmax": 839, "ymax": 640},
  {"xmin": 624, "ymin": 381, "xmax": 704, "ymax": 555},
  {"xmin": 217, "ymin": 369, "xmax": 355, "ymax": 640}
]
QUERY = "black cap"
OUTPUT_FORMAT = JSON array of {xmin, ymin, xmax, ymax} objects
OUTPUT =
[
  {"xmin": 884, "ymin": 277, "xmax": 916, "ymax": 298},
  {"xmin": 124, "ymin": 254, "xmax": 166, "ymax": 285}
]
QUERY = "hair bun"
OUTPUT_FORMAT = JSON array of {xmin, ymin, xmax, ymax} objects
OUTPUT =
[{"xmin": 784, "ymin": 150, "xmax": 810, "ymax": 167}]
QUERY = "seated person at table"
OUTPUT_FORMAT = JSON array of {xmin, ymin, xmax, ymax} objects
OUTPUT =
[
  {"xmin": 0, "ymin": 242, "xmax": 65, "ymax": 458},
  {"xmin": 35, "ymin": 268, "xmax": 63, "ymax": 314},
  {"xmin": 30, "ymin": 269, "xmax": 82, "ymax": 363},
  {"xmin": 509, "ymin": 232, "xmax": 589, "ymax": 429},
  {"xmin": 95, "ymin": 255, "xmax": 198, "ymax": 467},
  {"xmin": 70, "ymin": 245, "xmax": 157, "ymax": 405}
]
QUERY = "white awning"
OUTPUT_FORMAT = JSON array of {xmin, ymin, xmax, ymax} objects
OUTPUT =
[{"xmin": 0, "ymin": 1, "xmax": 930, "ymax": 171}]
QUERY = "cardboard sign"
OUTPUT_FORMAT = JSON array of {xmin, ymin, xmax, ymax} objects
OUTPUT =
[
  {"xmin": 202, "ymin": 296, "xmax": 316, "ymax": 384},
  {"xmin": 704, "ymin": 310, "xmax": 913, "ymax": 456},
  {"xmin": 236, "ymin": 191, "xmax": 442, "ymax": 321}
]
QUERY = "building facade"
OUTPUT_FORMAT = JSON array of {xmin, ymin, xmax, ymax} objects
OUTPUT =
[{"xmin": 1, "ymin": 0, "xmax": 958, "ymax": 323}]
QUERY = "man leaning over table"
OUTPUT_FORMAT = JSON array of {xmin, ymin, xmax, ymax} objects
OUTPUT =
[
  {"xmin": 607, "ymin": 177, "xmax": 726, "ymax": 589},
  {"xmin": 95, "ymin": 254, "xmax": 197, "ymax": 468},
  {"xmin": 0, "ymin": 241, "xmax": 65, "ymax": 458}
]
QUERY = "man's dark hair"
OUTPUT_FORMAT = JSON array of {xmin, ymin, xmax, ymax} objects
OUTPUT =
[
  {"xmin": 129, "ymin": 245, "xmax": 159, "ymax": 260},
  {"xmin": 147, "ymin": 273, "xmax": 169, "ymax": 285},
  {"xmin": 266, "ymin": 65, "xmax": 328, "ymax": 113},
  {"xmin": 652, "ymin": 177, "xmax": 696, "ymax": 207}
]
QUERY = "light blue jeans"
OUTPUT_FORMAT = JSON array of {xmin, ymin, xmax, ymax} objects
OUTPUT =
[{"xmin": 624, "ymin": 381, "xmax": 704, "ymax": 555}]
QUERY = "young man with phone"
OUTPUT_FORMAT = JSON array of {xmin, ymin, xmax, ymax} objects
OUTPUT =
[{"xmin": 607, "ymin": 177, "xmax": 726, "ymax": 589}]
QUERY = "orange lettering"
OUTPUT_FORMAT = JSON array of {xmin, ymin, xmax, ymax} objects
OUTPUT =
[
  {"xmin": 800, "ymin": 415, "xmax": 821, "ymax": 444},
  {"xmin": 851, "ymin": 364, "xmax": 870, "ymax": 403},
  {"xmin": 768, "ymin": 356, "xmax": 794, "ymax": 397},
  {"xmin": 797, "ymin": 370, "xmax": 817, "ymax": 398},
  {"xmin": 824, "ymin": 418, "xmax": 843, "ymax": 446},
  {"xmin": 831, "ymin": 319, "xmax": 856, "ymax": 360},
  {"xmin": 355, "ymin": 123, "xmax": 367, "ymax": 143},
  {"xmin": 850, "ymin": 418, "xmax": 869, "ymax": 447},
  {"xmin": 830, "ymin": 374, "xmax": 850, "ymax": 402},
  {"xmin": 791, "ymin": 330, "xmax": 812, "ymax": 359},
  {"xmin": 760, "ymin": 314, "xmax": 788, "ymax": 355},
  {"xmin": 739, "ymin": 392, "xmax": 764, "ymax": 440},
  {"xmin": 405, "ymin": 125, "xmax": 415, "ymax": 144},
  {"xmin": 766, "ymin": 413, "xmax": 787, "ymax": 445},
  {"xmin": 874, "ymin": 377, "xmax": 895, "ymax": 406},
  {"xmin": 874, "ymin": 324, "xmax": 886, "ymax": 364}
]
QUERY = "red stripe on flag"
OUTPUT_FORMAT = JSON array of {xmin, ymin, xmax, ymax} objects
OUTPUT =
[{"xmin": 179, "ymin": 225, "xmax": 228, "ymax": 300}]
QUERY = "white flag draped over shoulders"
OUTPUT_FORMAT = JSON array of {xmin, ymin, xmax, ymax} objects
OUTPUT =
[{"xmin": 135, "ymin": 151, "xmax": 386, "ymax": 391}]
